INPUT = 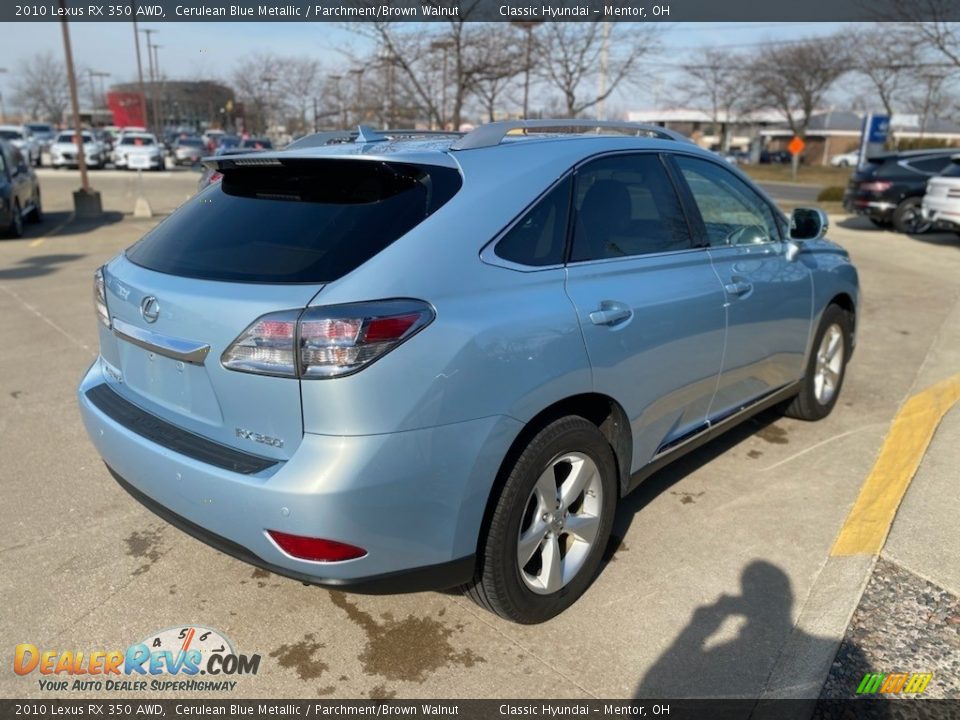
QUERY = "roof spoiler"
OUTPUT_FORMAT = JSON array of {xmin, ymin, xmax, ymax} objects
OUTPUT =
[{"xmin": 450, "ymin": 119, "xmax": 694, "ymax": 150}]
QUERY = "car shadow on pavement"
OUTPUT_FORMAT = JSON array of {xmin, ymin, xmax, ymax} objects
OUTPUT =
[
  {"xmin": 0, "ymin": 253, "xmax": 87, "ymax": 280},
  {"xmin": 43, "ymin": 210, "xmax": 126, "ymax": 237}
]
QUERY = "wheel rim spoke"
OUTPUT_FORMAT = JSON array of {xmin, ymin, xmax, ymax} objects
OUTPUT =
[
  {"xmin": 541, "ymin": 534, "xmax": 563, "ymax": 594},
  {"xmin": 517, "ymin": 519, "xmax": 548, "ymax": 567},
  {"xmin": 559, "ymin": 456, "xmax": 592, "ymax": 510},
  {"xmin": 534, "ymin": 466, "xmax": 559, "ymax": 508},
  {"xmin": 564, "ymin": 512, "xmax": 600, "ymax": 545}
]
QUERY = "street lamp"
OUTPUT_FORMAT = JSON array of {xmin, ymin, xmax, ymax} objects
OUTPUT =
[{"xmin": 511, "ymin": 22, "xmax": 541, "ymax": 120}]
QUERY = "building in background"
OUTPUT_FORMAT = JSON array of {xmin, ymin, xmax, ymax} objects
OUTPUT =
[{"xmin": 109, "ymin": 80, "xmax": 235, "ymax": 133}]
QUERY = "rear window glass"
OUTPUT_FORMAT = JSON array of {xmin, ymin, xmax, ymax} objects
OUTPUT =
[
  {"xmin": 907, "ymin": 156, "xmax": 954, "ymax": 174},
  {"xmin": 121, "ymin": 136, "xmax": 155, "ymax": 146},
  {"xmin": 942, "ymin": 161, "xmax": 960, "ymax": 178},
  {"xmin": 126, "ymin": 160, "xmax": 462, "ymax": 283},
  {"xmin": 58, "ymin": 132, "xmax": 93, "ymax": 143},
  {"xmin": 0, "ymin": 130, "xmax": 24, "ymax": 140}
]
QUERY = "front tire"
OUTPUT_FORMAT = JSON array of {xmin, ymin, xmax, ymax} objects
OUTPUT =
[
  {"xmin": 27, "ymin": 188, "xmax": 42, "ymax": 223},
  {"xmin": 892, "ymin": 198, "xmax": 931, "ymax": 235},
  {"xmin": 785, "ymin": 304, "xmax": 851, "ymax": 421},
  {"xmin": 464, "ymin": 416, "xmax": 618, "ymax": 624},
  {"xmin": 6, "ymin": 201, "xmax": 24, "ymax": 239}
]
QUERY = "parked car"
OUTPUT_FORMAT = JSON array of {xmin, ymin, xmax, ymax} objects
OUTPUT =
[
  {"xmin": 0, "ymin": 140, "xmax": 42, "ymax": 238},
  {"xmin": 24, "ymin": 122, "xmax": 56, "ymax": 161},
  {"xmin": 203, "ymin": 129, "xmax": 226, "ymax": 152},
  {"xmin": 173, "ymin": 136, "xmax": 206, "ymax": 166},
  {"xmin": 50, "ymin": 130, "xmax": 106, "ymax": 169},
  {"xmin": 830, "ymin": 151, "xmax": 860, "ymax": 168},
  {"xmin": 842, "ymin": 149, "xmax": 957, "ymax": 233},
  {"xmin": 78, "ymin": 120, "xmax": 858, "ymax": 623},
  {"xmin": 921, "ymin": 154, "xmax": 960, "ymax": 233},
  {"xmin": 240, "ymin": 137, "xmax": 273, "ymax": 150},
  {"xmin": 113, "ymin": 133, "xmax": 165, "ymax": 171},
  {"xmin": 760, "ymin": 149, "xmax": 792, "ymax": 164},
  {"xmin": 0, "ymin": 125, "xmax": 41, "ymax": 167},
  {"xmin": 213, "ymin": 135, "xmax": 241, "ymax": 154}
]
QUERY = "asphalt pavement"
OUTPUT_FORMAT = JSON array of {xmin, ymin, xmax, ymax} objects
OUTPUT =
[{"xmin": 1, "ymin": 168, "xmax": 958, "ymax": 702}]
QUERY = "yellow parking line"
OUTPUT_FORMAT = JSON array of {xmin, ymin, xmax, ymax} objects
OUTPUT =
[
  {"xmin": 28, "ymin": 213, "xmax": 75, "ymax": 247},
  {"xmin": 831, "ymin": 372, "xmax": 960, "ymax": 556}
]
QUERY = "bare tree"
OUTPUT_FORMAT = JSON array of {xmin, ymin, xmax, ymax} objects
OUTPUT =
[
  {"xmin": 849, "ymin": 26, "xmax": 918, "ymax": 119},
  {"xmin": 232, "ymin": 53, "xmax": 279, "ymax": 134},
  {"xmin": 673, "ymin": 48, "xmax": 747, "ymax": 151},
  {"xmin": 278, "ymin": 56, "xmax": 322, "ymax": 134},
  {"xmin": 745, "ymin": 36, "xmax": 849, "ymax": 174},
  {"xmin": 10, "ymin": 51, "xmax": 74, "ymax": 123},
  {"xmin": 536, "ymin": 22, "xmax": 656, "ymax": 118},
  {"xmin": 353, "ymin": 19, "xmax": 525, "ymax": 129}
]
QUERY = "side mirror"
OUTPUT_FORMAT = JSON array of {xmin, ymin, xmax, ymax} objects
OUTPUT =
[{"xmin": 790, "ymin": 207, "xmax": 829, "ymax": 241}]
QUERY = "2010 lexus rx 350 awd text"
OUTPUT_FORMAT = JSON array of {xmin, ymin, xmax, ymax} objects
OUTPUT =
[{"xmin": 79, "ymin": 121, "xmax": 859, "ymax": 624}]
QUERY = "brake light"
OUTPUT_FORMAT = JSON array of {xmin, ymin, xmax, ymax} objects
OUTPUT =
[
  {"xmin": 93, "ymin": 267, "xmax": 110, "ymax": 328},
  {"xmin": 267, "ymin": 530, "xmax": 366, "ymax": 562},
  {"xmin": 208, "ymin": 171, "xmax": 223, "ymax": 184},
  {"xmin": 859, "ymin": 180, "xmax": 892, "ymax": 193},
  {"xmin": 221, "ymin": 299, "xmax": 434, "ymax": 379}
]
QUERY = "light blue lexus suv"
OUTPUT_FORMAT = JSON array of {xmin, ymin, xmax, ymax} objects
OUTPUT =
[{"xmin": 79, "ymin": 121, "xmax": 858, "ymax": 623}]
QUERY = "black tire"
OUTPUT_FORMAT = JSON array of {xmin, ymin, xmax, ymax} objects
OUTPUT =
[
  {"xmin": 5, "ymin": 201, "xmax": 24, "ymax": 239},
  {"xmin": 784, "ymin": 304, "xmax": 852, "ymax": 421},
  {"xmin": 27, "ymin": 188, "xmax": 42, "ymax": 223},
  {"xmin": 464, "ymin": 416, "xmax": 618, "ymax": 624},
  {"xmin": 892, "ymin": 198, "xmax": 931, "ymax": 235}
]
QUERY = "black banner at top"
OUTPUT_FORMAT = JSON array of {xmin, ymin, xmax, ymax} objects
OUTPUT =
[{"xmin": 3, "ymin": 0, "xmax": 959, "ymax": 22}]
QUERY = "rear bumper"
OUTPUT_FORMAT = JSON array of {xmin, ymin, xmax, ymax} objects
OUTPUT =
[
  {"xmin": 921, "ymin": 197, "xmax": 960, "ymax": 230},
  {"xmin": 842, "ymin": 194, "xmax": 896, "ymax": 220},
  {"xmin": 78, "ymin": 361, "xmax": 519, "ymax": 591}
]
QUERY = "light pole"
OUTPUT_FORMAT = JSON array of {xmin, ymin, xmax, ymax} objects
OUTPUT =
[
  {"xmin": 511, "ymin": 22, "xmax": 541, "ymax": 120},
  {"xmin": 328, "ymin": 74, "xmax": 344, "ymax": 128},
  {"xmin": 151, "ymin": 43, "xmax": 164, "ymax": 130},
  {"xmin": 86, "ymin": 70, "xmax": 110, "ymax": 112},
  {"xmin": 140, "ymin": 28, "xmax": 158, "ymax": 132},
  {"xmin": 429, "ymin": 39, "xmax": 453, "ymax": 129},
  {"xmin": 59, "ymin": 0, "xmax": 101, "ymax": 216},
  {"xmin": 0, "ymin": 68, "xmax": 7, "ymax": 124},
  {"xmin": 349, "ymin": 68, "xmax": 363, "ymax": 127},
  {"xmin": 132, "ymin": 20, "xmax": 148, "ymax": 128}
]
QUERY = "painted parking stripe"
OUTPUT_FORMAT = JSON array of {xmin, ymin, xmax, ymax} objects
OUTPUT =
[
  {"xmin": 28, "ymin": 212, "xmax": 75, "ymax": 248},
  {"xmin": 831, "ymin": 372, "xmax": 960, "ymax": 556}
]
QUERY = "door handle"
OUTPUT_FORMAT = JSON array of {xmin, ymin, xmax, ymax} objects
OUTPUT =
[
  {"xmin": 724, "ymin": 280, "xmax": 752, "ymax": 297},
  {"xmin": 589, "ymin": 301, "xmax": 633, "ymax": 326}
]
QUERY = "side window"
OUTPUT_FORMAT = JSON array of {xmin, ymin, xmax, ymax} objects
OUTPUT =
[
  {"xmin": 674, "ymin": 155, "xmax": 783, "ymax": 247},
  {"xmin": 906, "ymin": 156, "xmax": 953, "ymax": 174},
  {"xmin": 495, "ymin": 176, "xmax": 571, "ymax": 267},
  {"xmin": 570, "ymin": 153, "xmax": 692, "ymax": 262}
]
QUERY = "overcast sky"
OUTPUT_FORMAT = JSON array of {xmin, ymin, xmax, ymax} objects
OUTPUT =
[{"xmin": 1, "ymin": 21, "xmax": 849, "ymax": 115}]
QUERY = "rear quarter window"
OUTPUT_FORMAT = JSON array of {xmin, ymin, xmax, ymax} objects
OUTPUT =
[{"xmin": 126, "ymin": 159, "xmax": 462, "ymax": 283}]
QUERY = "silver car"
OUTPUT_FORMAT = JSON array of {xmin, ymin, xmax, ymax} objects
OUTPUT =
[
  {"xmin": 78, "ymin": 121, "xmax": 858, "ymax": 623},
  {"xmin": 0, "ymin": 125, "xmax": 41, "ymax": 167}
]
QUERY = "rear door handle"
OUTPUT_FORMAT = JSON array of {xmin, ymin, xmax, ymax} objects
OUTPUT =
[
  {"xmin": 724, "ymin": 281, "xmax": 752, "ymax": 297},
  {"xmin": 589, "ymin": 301, "xmax": 633, "ymax": 326}
]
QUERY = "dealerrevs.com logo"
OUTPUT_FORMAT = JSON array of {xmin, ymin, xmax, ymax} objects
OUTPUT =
[{"xmin": 14, "ymin": 626, "xmax": 261, "ymax": 692}]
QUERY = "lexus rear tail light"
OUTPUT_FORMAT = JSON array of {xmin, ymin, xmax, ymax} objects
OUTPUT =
[
  {"xmin": 267, "ymin": 530, "xmax": 366, "ymax": 562},
  {"xmin": 93, "ymin": 267, "xmax": 110, "ymax": 328},
  {"xmin": 221, "ymin": 300, "xmax": 434, "ymax": 379},
  {"xmin": 208, "ymin": 171, "xmax": 223, "ymax": 184},
  {"xmin": 859, "ymin": 180, "xmax": 892, "ymax": 193}
]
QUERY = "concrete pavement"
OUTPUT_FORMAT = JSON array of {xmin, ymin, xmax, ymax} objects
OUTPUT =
[{"xmin": 1, "ymin": 172, "xmax": 959, "ymax": 703}]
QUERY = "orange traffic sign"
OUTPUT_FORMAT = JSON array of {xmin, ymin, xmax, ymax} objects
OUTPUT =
[{"xmin": 788, "ymin": 136, "xmax": 806, "ymax": 155}]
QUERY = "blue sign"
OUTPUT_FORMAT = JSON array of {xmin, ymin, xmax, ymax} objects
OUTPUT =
[{"xmin": 867, "ymin": 115, "xmax": 890, "ymax": 144}]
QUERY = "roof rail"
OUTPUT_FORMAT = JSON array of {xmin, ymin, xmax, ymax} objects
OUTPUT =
[
  {"xmin": 450, "ymin": 119, "xmax": 692, "ymax": 151},
  {"xmin": 286, "ymin": 127, "xmax": 465, "ymax": 150}
]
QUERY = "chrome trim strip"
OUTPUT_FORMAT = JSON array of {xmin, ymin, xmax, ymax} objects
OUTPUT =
[{"xmin": 112, "ymin": 317, "xmax": 210, "ymax": 365}]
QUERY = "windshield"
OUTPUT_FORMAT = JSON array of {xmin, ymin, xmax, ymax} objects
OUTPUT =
[
  {"xmin": 27, "ymin": 124, "xmax": 53, "ymax": 134},
  {"xmin": 121, "ymin": 136, "xmax": 155, "ymax": 146},
  {"xmin": 943, "ymin": 161, "xmax": 960, "ymax": 178},
  {"xmin": 57, "ymin": 132, "xmax": 93, "ymax": 143},
  {"xmin": 126, "ymin": 160, "xmax": 462, "ymax": 283},
  {"xmin": 178, "ymin": 138, "xmax": 204, "ymax": 147},
  {"xmin": 0, "ymin": 130, "xmax": 24, "ymax": 140}
]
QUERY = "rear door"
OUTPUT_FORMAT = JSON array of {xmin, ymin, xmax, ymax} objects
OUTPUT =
[
  {"xmin": 670, "ymin": 154, "xmax": 812, "ymax": 419},
  {"xmin": 563, "ymin": 152, "xmax": 727, "ymax": 468}
]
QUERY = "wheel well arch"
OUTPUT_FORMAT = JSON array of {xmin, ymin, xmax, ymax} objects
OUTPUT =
[
  {"xmin": 828, "ymin": 292, "xmax": 856, "ymax": 337},
  {"xmin": 473, "ymin": 394, "xmax": 632, "ymax": 559}
]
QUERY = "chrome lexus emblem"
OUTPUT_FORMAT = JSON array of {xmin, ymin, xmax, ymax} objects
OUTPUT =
[{"xmin": 140, "ymin": 295, "xmax": 160, "ymax": 323}]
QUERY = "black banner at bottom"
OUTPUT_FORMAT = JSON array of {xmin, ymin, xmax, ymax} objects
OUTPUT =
[{"xmin": 2, "ymin": 699, "xmax": 960, "ymax": 720}]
